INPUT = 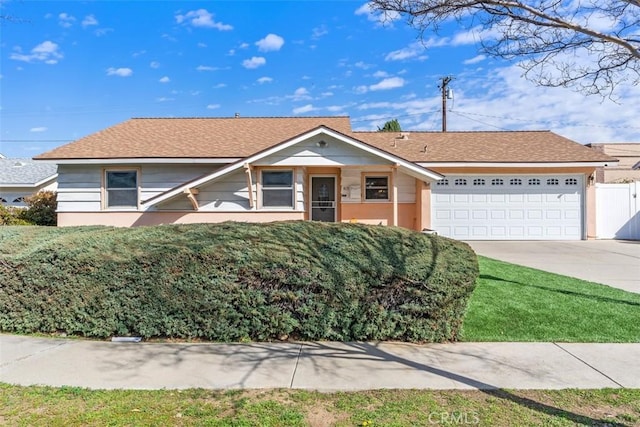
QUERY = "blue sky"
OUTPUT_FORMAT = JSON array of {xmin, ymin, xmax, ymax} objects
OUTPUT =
[{"xmin": 1, "ymin": 0, "xmax": 639, "ymax": 158}]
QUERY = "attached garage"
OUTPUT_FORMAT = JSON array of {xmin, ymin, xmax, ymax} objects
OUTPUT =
[{"xmin": 431, "ymin": 175, "xmax": 584, "ymax": 240}]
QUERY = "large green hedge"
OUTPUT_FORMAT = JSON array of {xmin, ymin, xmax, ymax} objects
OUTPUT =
[{"xmin": 0, "ymin": 222, "xmax": 478, "ymax": 342}]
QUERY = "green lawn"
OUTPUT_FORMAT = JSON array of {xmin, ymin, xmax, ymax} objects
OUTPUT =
[
  {"xmin": 462, "ymin": 256, "xmax": 640, "ymax": 342},
  {"xmin": 1, "ymin": 384, "xmax": 638, "ymax": 426}
]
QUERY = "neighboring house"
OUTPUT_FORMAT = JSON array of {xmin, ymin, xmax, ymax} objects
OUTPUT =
[
  {"xmin": 587, "ymin": 143, "xmax": 640, "ymax": 183},
  {"xmin": 34, "ymin": 116, "xmax": 615, "ymax": 240},
  {"xmin": 0, "ymin": 157, "xmax": 58, "ymax": 208}
]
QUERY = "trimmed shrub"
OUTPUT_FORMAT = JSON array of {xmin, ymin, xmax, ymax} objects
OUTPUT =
[{"xmin": 0, "ymin": 222, "xmax": 478, "ymax": 342}]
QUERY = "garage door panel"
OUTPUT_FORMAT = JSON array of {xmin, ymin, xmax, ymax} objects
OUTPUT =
[
  {"xmin": 491, "ymin": 210, "xmax": 506, "ymax": 219},
  {"xmin": 509, "ymin": 210, "xmax": 525, "ymax": 220},
  {"xmin": 435, "ymin": 210, "xmax": 451, "ymax": 220},
  {"xmin": 432, "ymin": 175, "xmax": 583, "ymax": 240},
  {"xmin": 471, "ymin": 227, "xmax": 489, "ymax": 237},
  {"xmin": 454, "ymin": 210, "xmax": 469, "ymax": 220},
  {"xmin": 472, "ymin": 210, "xmax": 488, "ymax": 220},
  {"xmin": 527, "ymin": 210, "xmax": 543, "ymax": 219}
]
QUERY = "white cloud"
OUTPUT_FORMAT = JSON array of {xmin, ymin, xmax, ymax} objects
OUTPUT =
[
  {"xmin": 257, "ymin": 76, "xmax": 273, "ymax": 84},
  {"xmin": 82, "ymin": 14, "xmax": 98, "ymax": 28},
  {"xmin": 30, "ymin": 126, "xmax": 47, "ymax": 132},
  {"xmin": 312, "ymin": 25, "xmax": 328, "ymax": 39},
  {"xmin": 213, "ymin": 83, "xmax": 227, "ymax": 89},
  {"xmin": 354, "ymin": 2, "xmax": 400, "ymax": 26},
  {"xmin": 58, "ymin": 12, "xmax": 75, "ymax": 28},
  {"xmin": 326, "ymin": 105, "xmax": 345, "ymax": 112},
  {"xmin": 370, "ymin": 77, "xmax": 405, "ymax": 91},
  {"xmin": 106, "ymin": 67, "xmax": 133, "ymax": 77},
  {"xmin": 94, "ymin": 28, "xmax": 113, "ymax": 37},
  {"xmin": 239, "ymin": 42, "xmax": 249, "ymax": 49},
  {"xmin": 373, "ymin": 70, "xmax": 389, "ymax": 78},
  {"xmin": 355, "ymin": 77, "xmax": 406, "ymax": 94},
  {"xmin": 196, "ymin": 65, "xmax": 218, "ymax": 71},
  {"xmin": 255, "ymin": 33, "xmax": 285, "ymax": 52},
  {"xmin": 385, "ymin": 43, "xmax": 429, "ymax": 61},
  {"xmin": 10, "ymin": 41, "xmax": 63, "ymax": 64},
  {"xmin": 293, "ymin": 104, "xmax": 317, "ymax": 114},
  {"xmin": 150, "ymin": 61, "xmax": 160, "ymax": 69},
  {"xmin": 292, "ymin": 87, "xmax": 311, "ymax": 101},
  {"xmin": 156, "ymin": 97, "xmax": 174, "ymax": 102},
  {"xmin": 175, "ymin": 9, "xmax": 232, "ymax": 30},
  {"xmin": 159, "ymin": 76, "xmax": 170, "ymax": 83},
  {"xmin": 354, "ymin": 61, "xmax": 374, "ymax": 70},
  {"xmin": 206, "ymin": 104, "xmax": 221, "ymax": 109},
  {"xmin": 197, "ymin": 42, "xmax": 207, "ymax": 48},
  {"xmin": 463, "ymin": 54, "xmax": 486, "ymax": 65},
  {"xmin": 242, "ymin": 56, "xmax": 266, "ymax": 69}
]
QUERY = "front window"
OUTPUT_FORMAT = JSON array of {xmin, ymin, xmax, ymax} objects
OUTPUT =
[
  {"xmin": 364, "ymin": 176, "xmax": 389, "ymax": 200},
  {"xmin": 105, "ymin": 170, "xmax": 138, "ymax": 208},
  {"xmin": 262, "ymin": 170, "xmax": 294, "ymax": 208}
]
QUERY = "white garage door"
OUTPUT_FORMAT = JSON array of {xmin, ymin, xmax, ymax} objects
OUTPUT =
[{"xmin": 431, "ymin": 175, "xmax": 584, "ymax": 240}]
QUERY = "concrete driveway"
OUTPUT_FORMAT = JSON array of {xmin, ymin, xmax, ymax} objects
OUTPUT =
[{"xmin": 466, "ymin": 240, "xmax": 640, "ymax": 294}]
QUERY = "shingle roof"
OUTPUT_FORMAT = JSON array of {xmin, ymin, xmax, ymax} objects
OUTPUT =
[
  {"xmin": 33, "ymin": 116, "xmax": 614, "ymax": 163},
  {"xmin": 353, "ymin": 131, "xmax": 614, "ymax": 163},
  {"xmin": 34, "ymin": 117, "xmax": 353, "ymax": 159},
  {"xmin": 0, "ymin": 158, "xmax": 57, "ymax": 185}
]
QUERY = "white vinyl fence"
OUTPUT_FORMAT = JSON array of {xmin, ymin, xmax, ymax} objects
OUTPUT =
[{"xmin": 596, "ymin": 181, "xmax": 640, "ymax": 240}]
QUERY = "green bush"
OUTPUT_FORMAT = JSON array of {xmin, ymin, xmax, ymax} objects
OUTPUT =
[
  {"xmin": 0, "ymin": 205, "xmax": 30, "ymax": 225},
  {"xmin": 18, "ymin": 191, "xmax": 57, "ymax": 226},
  {"xmin": 0, "ymin": 222, "xmax": 478, "ymax": 342}
]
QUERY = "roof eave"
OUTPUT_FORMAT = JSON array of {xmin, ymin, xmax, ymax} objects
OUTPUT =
[
  {"xmin": 33, "ymin": 158, "xmax": 241, "ymax": 165},
  {"xmin": 418, "ymin": 161, "xmax": 616, "ymax": 168}
]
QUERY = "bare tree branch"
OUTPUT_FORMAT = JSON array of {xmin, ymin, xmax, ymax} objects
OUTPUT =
[{"xmin": 370, "ymin": 0, "xmax": 640, "ymax": 97}]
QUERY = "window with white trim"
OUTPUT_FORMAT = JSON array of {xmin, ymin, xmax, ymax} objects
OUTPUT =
[
  {"xmin": 510, "ymin": 178, "xmax": 522, "ymax": 186},
  {"xmin": 364, "ymin": 176, "xmax": 389, "ymax": 200},
  {"xmin": 105, "ymin": 170, "xmax": 139, "ymax": 208},
  {"xmin": 436, "ymin": 179, "xmax": 449, "ymax": 186},
  {"xmin": 261, "ymin": 170, "xmax": 294, "ymax": 208},
  {"xmin": 473, "ymin": 178, "xmax": 485, "ymax": 186},
  {"xmin": 565, "ymin": 178, "xmax": 578, "ymax": 185},
  {"xmin": 547, "ymin": 178, "xmax": 559, "ymax": 186},
  {"xmin": 454, "ymin": 178, "xmax": 467, "ymax": 186},
  {"xmin": 528, "ymin": 178, "xmax": 541, "ymax": 186},
  {"xmin": 491, "ymin": 178, "xmax": 504, "ymax": 186}
]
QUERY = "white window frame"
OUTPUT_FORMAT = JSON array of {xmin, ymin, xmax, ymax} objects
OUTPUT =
[
  {"xmin": 260, "ymin": 169, "xmax": 295, "ymax": 209},
  {"xmin": 103, "ymin": 168, "xmax": 140, "ymax": 210}
]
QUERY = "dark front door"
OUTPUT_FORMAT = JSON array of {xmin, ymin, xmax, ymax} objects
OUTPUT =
[{"xmin": 311, "ymin": 176, "xmax": 336, "ymax": 222}]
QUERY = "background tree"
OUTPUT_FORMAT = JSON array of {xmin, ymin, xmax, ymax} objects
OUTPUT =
[
  {"xmin": 370, "ymin": 0, "xmax": 640, "ymax": 97},
  {"xmin": 378, "ymin": 118, "xmax": 402, "ymax": 131}
]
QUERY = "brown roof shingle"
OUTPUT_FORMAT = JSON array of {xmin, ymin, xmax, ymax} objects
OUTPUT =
[
  {"xmin": 35, "ymin": 117, "xmax": 353, "ymax": 160},
  {"xmin": 34, "ymin": 116, "xmax": 614, "ymax": 163},
  {"xmin": 353, "ymin": 131, "xmax": 614, "ymax": 163}
]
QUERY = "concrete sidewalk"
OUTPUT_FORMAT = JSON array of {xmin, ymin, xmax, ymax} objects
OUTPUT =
[{"xmin": 2, "ymin": 334, "xmax": 639, "ymax": 391}]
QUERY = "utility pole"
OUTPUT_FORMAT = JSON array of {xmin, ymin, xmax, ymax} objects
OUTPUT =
[{"xmin": 439, "ymin": 76, "xmax": 452, "ymax": 132}]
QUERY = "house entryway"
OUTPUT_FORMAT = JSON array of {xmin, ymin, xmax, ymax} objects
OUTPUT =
[{"xmin": 310, "ymin": 176, "xmax": 336, "ymax": 222}]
